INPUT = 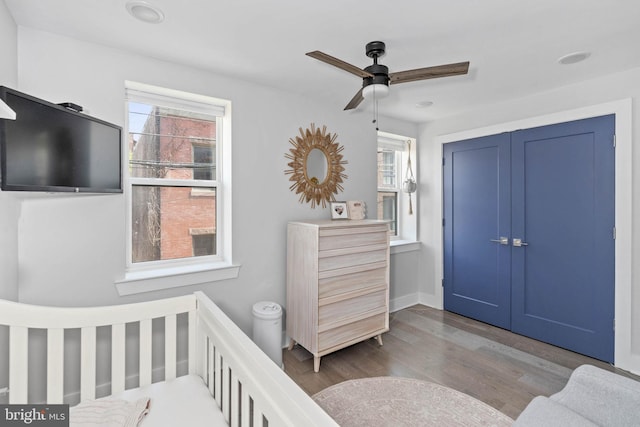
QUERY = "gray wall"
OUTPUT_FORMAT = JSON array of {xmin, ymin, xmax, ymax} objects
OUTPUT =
[
  {"xmin": 0, "ymin": 2, "xmax": 17, "ymax": 404},
  {"xmin": 0, "ymin": 0, "xmax": 18, "ymax": 302},
  {"xmin": 10, "ymin": 26, "xmax": 419, "ymax": 331},
  {"xmin": 0, "ymin": 24, "xmax": 420, "ymax": 399}
]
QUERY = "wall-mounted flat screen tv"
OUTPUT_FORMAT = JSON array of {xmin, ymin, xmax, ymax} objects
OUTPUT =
[{"xmin": 0, "ymin": 86, "xmax": 122, "ymax": 193}]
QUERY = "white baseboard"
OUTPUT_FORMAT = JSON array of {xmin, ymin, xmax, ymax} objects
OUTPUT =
[
  {"xmin": 390, "ymin": 292, "xmax": 442, "ymax": 313},
  {"xmin": 418, "ymin": 292, "xmax": 443, "ymax": 310},
  {"xmin": 389, "ymin": 293, "xmax": 421, "ymax": 312}
]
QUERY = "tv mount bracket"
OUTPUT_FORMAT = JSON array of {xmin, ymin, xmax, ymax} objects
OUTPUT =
[{"xmin": 57, "ymin": 102, "xmax": 83, "ymax": 113}]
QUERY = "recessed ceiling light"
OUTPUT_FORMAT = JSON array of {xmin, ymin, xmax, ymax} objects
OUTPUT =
[
  {"xmin": 557, "ymin": 51, "xmax": 591, "ymax": 65},
  {"xmin": 415, "ymin": 101, "xmax": 434, "ymax": 108},
  {"xmin": 126, "ymin": 1, "xmax": 165, "ymax": 24}
]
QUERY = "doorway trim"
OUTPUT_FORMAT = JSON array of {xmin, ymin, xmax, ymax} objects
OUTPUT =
[{"xmin": 435, "ymin": 99, "xmax": 634, "ymax": 372}]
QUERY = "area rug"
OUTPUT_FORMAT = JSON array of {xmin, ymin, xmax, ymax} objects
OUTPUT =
[{"xmin": 312, "ymin": 377, "xmax": 514, "ymax": 427}]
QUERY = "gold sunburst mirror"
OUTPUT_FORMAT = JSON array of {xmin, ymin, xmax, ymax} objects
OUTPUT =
[{"xmin": 285, "ymin": 124, "xmax": 348, "ymax": 208}]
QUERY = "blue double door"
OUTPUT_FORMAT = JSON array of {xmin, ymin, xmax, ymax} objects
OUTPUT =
[{"xmin": 443, "ymin": 115, "xmax": 615, "ymax": 362}]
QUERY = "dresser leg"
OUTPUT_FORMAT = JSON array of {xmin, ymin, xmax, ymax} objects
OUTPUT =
[
  {"xmin": 376, "ymin": 334, "xmax": 383, "ymax": 346},
  {"xmin": 314, "ymin": 356, "xmax": 321, "ymax": 373},
  {"xmin": 287, "ymin": 339, "xmax": 296, "ymax": 351}
]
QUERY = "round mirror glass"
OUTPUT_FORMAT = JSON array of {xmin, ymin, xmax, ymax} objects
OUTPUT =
[{"xmin": 306, "ymin": 148, "xmax": 328, "ymax": 184}]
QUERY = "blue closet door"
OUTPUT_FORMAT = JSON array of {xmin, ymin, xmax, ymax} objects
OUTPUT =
[
  {"xmin": 511, "ymin": 115, "xmax": 615, "ymax": 362},
  {"xmin": 443, "ymin": 133, "xmax": 511, "ymax": 329},
  {"xmin": 443, "ymin": 115, "xmax": 615, "ymax": 363}
]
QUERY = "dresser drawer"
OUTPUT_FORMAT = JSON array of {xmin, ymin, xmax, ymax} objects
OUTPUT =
[
  {"xmin": 318, "ymin": 312, "xmax": 386, "ymax": 352},
  {"xmin": 319, "ymin": 229, "xmax": 387, "ymax": 251},
  {"xmin": 318, "ymin": 248, "xmax": 387, "ymax": 272},
  {"xmin": 319, "ymin": 289, "xmax": 386, "ymax": 327},
  {"xmin": 319, "ymin": 266, "xmax": 387, "ymax": 299}
]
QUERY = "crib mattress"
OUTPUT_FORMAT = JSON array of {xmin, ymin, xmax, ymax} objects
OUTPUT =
[{"xmin": 110, "ymin": 375, "xmax": 227, "ymax": 427}]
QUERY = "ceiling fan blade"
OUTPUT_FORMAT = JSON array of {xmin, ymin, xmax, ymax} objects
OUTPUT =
[
  {"xmin": 344, "ymin": 88, "xmax": 364, "ymax": 110},
  {"xmin": 389, "ymin": 61, "xmax": 470, "ymax": 85},
  {"xmin": 307, "ymin": 51, "xmax": 374, "ymax": 79}
]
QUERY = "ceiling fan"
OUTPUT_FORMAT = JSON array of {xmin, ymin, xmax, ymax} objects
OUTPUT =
[{"xmin": 306, "ymin": 41, "xmax": 470, "ymax": 110}]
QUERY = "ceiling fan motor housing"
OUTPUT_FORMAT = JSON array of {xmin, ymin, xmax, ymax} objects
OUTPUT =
[
  {"xmin": 364, "ymin": 41, "xmax": 389, "ymax": 88},
  {"xmin": 366, "ymin": 41, "xmax": 386, "ymax": 58},
  {"xmin": 363, "ymin": 63, "xmax": 390, "ymax": 88}
]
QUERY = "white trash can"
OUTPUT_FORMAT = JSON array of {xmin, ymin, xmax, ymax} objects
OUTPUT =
[{"xmin": 252, "ymin": 301, "xmax": 283, "ymax": 367}]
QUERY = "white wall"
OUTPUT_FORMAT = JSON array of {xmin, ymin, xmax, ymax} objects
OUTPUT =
[
  {"xmin": 12, "ymin": 27, "xmax": 418, "ymax": 334},
  {"xmin": 0, "ymin": 0, "xmax": 18, "ymax": 403},
  {"xmin": 417, "ymin": 66, "xmax": 640, "ymax": 374},
  {"xmin": 0, "ymin": 0, "xmax": 18, "ymax": 302}
]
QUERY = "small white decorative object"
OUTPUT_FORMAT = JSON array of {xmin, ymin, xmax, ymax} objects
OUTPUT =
[{"xmin": 347, "ymin": 200, "xmax": 366, "ymax": 220}]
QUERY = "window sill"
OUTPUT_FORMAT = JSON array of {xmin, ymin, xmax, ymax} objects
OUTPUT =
[
  {"xmin": 115, "ymin": 262, "xmax": 240, "ymax": 296},
  {"xmin": 390, "ymin": 240, "xmax": 421, "ymax": 255}
]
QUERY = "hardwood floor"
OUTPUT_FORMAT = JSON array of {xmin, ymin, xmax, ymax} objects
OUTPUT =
[{"xmin": 283, "ymin": 304, "xmax": 639, "ymax": 420}]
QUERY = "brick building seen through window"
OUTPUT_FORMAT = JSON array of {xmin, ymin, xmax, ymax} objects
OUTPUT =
[{"xmin": 129, "ymin": 104, "xmax": 217, "ymax": 263}]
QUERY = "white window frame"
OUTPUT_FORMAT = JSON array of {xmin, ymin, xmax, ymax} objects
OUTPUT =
[
  {"xmin": 377, "ymin": 131, "xmax": 418, "ymax": 249},
  {"xmin": 115, "ymin": 81, "xmax": 238, "ymax": 296}
]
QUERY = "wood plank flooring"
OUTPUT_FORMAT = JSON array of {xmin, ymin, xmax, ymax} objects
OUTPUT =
[{"xmin": 283, "ymin": 304, "xmax": 639, "ymax": 420}]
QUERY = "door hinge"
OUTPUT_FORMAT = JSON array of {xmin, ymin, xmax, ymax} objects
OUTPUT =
[
  {"xmin": 442, "ymin": 278, "xmax": 445, "ymax": 288},
  {"xmin": 613, "ymin": 318, "xmax": 616, "ymax": 332},
  {"xmin": 442, "ymin": 218, "xmax": 446, "ymax": 227},
  {"xmin": 613, "ymin": 227, "xmax": 616, "ymax": 240},
  {"xmin": 442, "ymin": 157, "xmax": 445, "ymax": 166},
  {"xmin": 613, "ymin": 134, "xmax": 616, "ymax": 148}
]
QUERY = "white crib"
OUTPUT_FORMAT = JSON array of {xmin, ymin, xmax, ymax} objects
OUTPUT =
[{"xmin": 0, "ymin": 291, "xmax": 338, "ymax": 426}]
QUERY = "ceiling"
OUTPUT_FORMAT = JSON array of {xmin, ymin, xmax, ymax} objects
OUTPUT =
[{"xmin": 5, "ymin": 0, "xmax": 640, "ymax": 123}]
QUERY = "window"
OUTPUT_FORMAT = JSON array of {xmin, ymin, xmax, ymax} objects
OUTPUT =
[
  {"xmin": 377, "ymin": 149, "xmax": 400, "ymax": 235},
  {"xmin": 118, "ymin": 82, "xmax": 236, "ymax": 294},
  {"xmin": 377, "ymin": 132, "xmax": 417, "ymax": 243}
]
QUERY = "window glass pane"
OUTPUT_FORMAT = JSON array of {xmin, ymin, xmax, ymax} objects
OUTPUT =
[
  {"xmin": 132, "ymin": 185, "xmax": 216, "ymax": 263},
  {"xmin": 193, "ymin": 145, "xmax": 215, "ymax": 180},
  {"xmin": 377, "ymin": 148, "xmax": 397, "ymax": 189},
  {"xmin": 377, "ymin": 191, "xmax": 397, "ymax": 235},
  {"xmin": 192, "ymin": 234, "xmax": 215, "ymax": 257},
  {"xmin": 128, "ymin": 102, "xmax": 216, "ymax": 180}
]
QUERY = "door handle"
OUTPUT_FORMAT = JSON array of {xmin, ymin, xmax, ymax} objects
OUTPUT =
[
  {"xmin": 490, "ymin": 237, "xmax": 509, "ymax": 245},
  {"xmin": 513, "ymin": 238, "xmax": 529, "ymax": 247}
]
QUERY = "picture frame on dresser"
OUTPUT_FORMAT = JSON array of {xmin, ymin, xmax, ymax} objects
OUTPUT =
[
  {"xmin": 347, "ymin": 200, "xmax": 366, "ymax": 220},
  {"xmin": 330, "ymin": 201, "xmax": 349, "ymax": 219}
]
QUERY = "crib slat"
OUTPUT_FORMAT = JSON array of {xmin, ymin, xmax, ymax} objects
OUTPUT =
[
  {"xmin": 252, "ymin": 403, "xmax": 264, "ymax": 427},
  {"xmin": 240, "ymin": 385, "xmax": 250, "ymax": 427},
  {"xmin": 47, "ymin": 328, "xmax": 65, "ymax": 403},
  {"xmin": 214, "ymin": 350, "xmax": 223, "ymax": 408},
  {"xmin": 207, "ymin": 339, "xmax": 215, "ymax": 396},
  {"xmin": 188, "ymin": 310, "xmax": 196, "ymax": 374},
  {"xmin": 164, "ymin": 314, "xmax": 177, "ymax": 381},
  {"xmin": 230, "ymin": 373, "xmax": 240, "ymax": 427},
  {"xmin": 111, "ymin": 323, "xmax": 126, "ymax": 394},
  {"xmin": 9, "ymin": 326, "xmax": 28, "ymax": 404},
  {"xmin": 139, "ymin": 319, "xmax": 152, "ymax": 386},
  {"xmin": 80, "ymin": 326, "xmax": 97, "ymax": 401},
  {"xmin": 222, "ymin": 359, "xmax": 230, "ymax": 423}
]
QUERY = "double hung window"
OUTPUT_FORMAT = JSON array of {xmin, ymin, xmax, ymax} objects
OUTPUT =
[
  {"xmin": 377, "ymin": 132, "xmax": 417, "ymax": 243},
  {"xmin": 122, "ymin": 82, "xmax": 233, "ymax": 289}
]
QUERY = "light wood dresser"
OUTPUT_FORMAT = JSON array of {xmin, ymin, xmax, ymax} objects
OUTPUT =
[{"xmin": 286, "ymin": 219, "xmax": 390, "ymax": 372}]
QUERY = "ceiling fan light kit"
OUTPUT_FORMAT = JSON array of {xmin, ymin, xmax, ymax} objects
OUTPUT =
[
  {"xmin": 362, "ymin": 84, "xmax": 389, "ymax": 99},
  {"xmin": 306, "ymin": 40, "xmax": 470, "ymax": 111}
]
